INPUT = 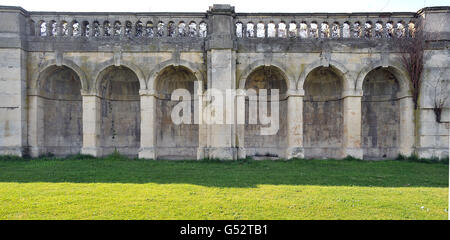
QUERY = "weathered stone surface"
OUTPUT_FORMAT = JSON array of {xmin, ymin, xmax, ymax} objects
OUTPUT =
[
  {"xmin": 362, "ymin": 68, "xmax": 400, "ymax": 159},
  {"xmin": 0, "ymin": 5, "xmax": 448, "ymax": 160}
]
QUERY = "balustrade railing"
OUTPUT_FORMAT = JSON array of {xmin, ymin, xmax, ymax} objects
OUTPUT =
[
  {"xmin": 234, "ymin": 13, "xmax": 417, "ymax": 40},
  {"xmin": 26, "ymin": 12, "xmax": 419, "ymax": 40},
  {"xmin": 28, "ymin": 13, "xmax": 208, "ymax": 38}
]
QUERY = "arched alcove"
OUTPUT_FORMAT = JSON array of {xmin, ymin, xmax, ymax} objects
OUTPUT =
[
  {"xmin": 244, "ymin": 66, "xmax": 288, "ymax": 159},
  {"xmin": 37, "ymin": 66, "xmax": 83, "ymax": 156},
  {"xmin": 155, "ymin": 65, "xmax": 199, "ymax": 159},
  {"xmin": 362, "ymin": 67, "xmax": 400, "ymax": 159},
  {"xmin": 97, "ymin": 66, "xmax": 141, "ymax": 156},
  {"xmin": 303, "ymin": 66, "xmax": 343, "ymax": 158}
]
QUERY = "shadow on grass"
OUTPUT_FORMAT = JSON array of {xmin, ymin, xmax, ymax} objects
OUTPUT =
[{"xmin": 0, "ymin": 154, "xmax": 448, "ymax": 188}]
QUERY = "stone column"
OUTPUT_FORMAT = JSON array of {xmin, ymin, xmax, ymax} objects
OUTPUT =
[
  {"xmin": 236, "ymin": 89, "xmax": 246, "ymax": 159},
  {"xmin": 399, "ymin": 95, "xmax": 415, "ymax": 156},
  {"xmin": 341, "ymin": 90, "xmax": 363, "ymax": 159},
  {"xmin": 81, "ymin": 92, "xmax": 102, "ymax": 156},
  {"xmin": 27, "ymin": 91, "xmax": 44, "ymax": 157},
  {"xmin": 286, "ymin": 89, "xmax": 304, "ymax": 159},
  {"xmin": 138, "ymin": 90, "xmax": 157, "ymax": 159},
  {"xmin": 204, "ymin": 4, "xmax": 238, "ymax": 160},
  {"xmin": 197, "ymin": 90, "xmax": 207, "ymax": 160}
]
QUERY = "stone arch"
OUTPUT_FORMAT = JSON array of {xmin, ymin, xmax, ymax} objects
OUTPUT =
[
  {"xmin": 93, "ymin": 59, "xmax": 146, "ymax": 93},
  {"xmin": 361, "ymin": 67, "xmax": 402, "ymax": 159},
  {"xmin": 297, "ymin": 59, "xmax": 350, "ymax": 91},
  {"xmin": 32, "ymin": 59, "xmax": 88, "ymax": 91},
  {"xmin": 242, "ymin": 65, "xmax": 288, "ymax": 159},
  {"xmin": 96, "ymin": 65, "xmax": 141, "ymax": 156},
  {"xmin": 147, "ymin": 59, "xmax": 205, "ymax": 91},
  {"xmin": 356, "ymin": 61, "xmax": 411, "ymax": 96},
  {"xmin": 152, "ymin": 63, "xmax": 200, "ymax": 159},
  {"xmin": 34, "ymin": 65, "xmax": 84, "ymax": 156},
  {"xmin": 238, "ymin": 60, "xmax": 295, "ymax": 90},
  {"xmin": 303, "ymin": 65, "xmax": 345, "ymax": 158}
]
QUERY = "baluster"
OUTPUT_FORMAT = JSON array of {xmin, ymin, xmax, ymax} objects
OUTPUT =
[
  {"xmin": 120, "ymin": 21, "xmax": 125, "ymax": 37},
  {"xmin": 274, "ymin": 22, "xmax": 278, "ymax": 38},
  {"xmin": 98, "ymin": 21, "xmax": 104, "ymax": 37},
  {"xmin": 46, "ymin": 21, "xmax": 51, "ymax": 36},
  {"xmin": 68, "ymin": 20, "xmax": 73, "ymax": 37},
  {"xmin": 35, "ymin": 20, "xmax": 41, "ymax": 36},
  {"xmin": 57, "ymin": 21, "xmax": 63, "ymax": 37}
]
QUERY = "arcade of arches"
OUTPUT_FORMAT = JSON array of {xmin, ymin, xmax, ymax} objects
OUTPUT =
[{"xmin": 27, "ymin": 63, "xmax": 413, "ymax": 160}]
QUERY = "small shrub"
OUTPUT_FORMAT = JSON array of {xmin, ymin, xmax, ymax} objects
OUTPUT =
[
  {"xmin": 396, "ymin": 153, "xmax": 448, "ymax": 164},
  {"xmin": 39, "ymin": 152, "xmax": 55, "ymax": 158},
  {"xmin": 65, "ymin": 154, "xmax": 96, "ymax": 160},
  {"xmin": 343, "ymin": 155, "xmax": 362, "ymax": 161},
  {"xmin": 105, "ymin": 149, "xmax": 128, "ymax": 161},
  {"xmin": 0, "ymin": 155, "xmax": 25, "ymax": 161}
]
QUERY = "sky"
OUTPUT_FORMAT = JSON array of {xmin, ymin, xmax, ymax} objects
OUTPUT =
[{"xmin": 0, "ymin": 0, "xmax": 449, "ymax": 12}]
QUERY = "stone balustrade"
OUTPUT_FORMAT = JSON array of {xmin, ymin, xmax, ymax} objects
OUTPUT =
[
  {"xmin": 235, "ymin": 13, "xmax": 417, "ymax": 39},
  {"xmin": 26, "ymin": 12, "xmax": 419, "ymax": 40},
  {"xmin": 28, "ymin": 13, "xmax": 208, "ymax": 38}
]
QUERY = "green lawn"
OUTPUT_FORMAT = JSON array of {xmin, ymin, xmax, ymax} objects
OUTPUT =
[{"xmin": 0, "ymin": 155, "xmax": 448, "ymax": 220}]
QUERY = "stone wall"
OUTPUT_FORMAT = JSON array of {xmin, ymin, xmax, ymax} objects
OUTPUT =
[
  {"xmin": 98, "ymin": 66, "xmax": 140, "ymax": 156},
  {"xmin": 0, "ymin": 5, "xmax": 448, "ymax": 160},
  {"xmin": 244, "ymin": 66, "xmax": 287, "ymax": 158},
  {"xmin": 362, "ymin": 68, "xmax": 400, "ymax": 159},
  {"xmin": 303, "ymin": 67, "xmax": 343, "ymax": 158},
  {"xmin": 155, "ymin": 66, "xmax": 199, "ymax": 159},
  {"xmin": 40, "ymin": 66, "xmax": 83, "ymax": 156}
]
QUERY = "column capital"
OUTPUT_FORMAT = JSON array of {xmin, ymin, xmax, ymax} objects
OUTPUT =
[
  {"xmin": 287, "ymin": 89, "xmax": 305, "ymax": 97},
  {"xmin": 27, "ymin": 88, "xmax": 39, "ymax": 96},
  {"xmin": 139, "ymin": 89, "xmax": 157, "ymax": 96},
  {"xmin": 236, "ymin": 89, "xmax": 246, "ymax": 96},
  {"xmin": 80, "ymin": 89, "xmax": 100, "ymax": 97},
  {"xmin": 397, "ymin": 90, "xmax": 413, "ymax": 99},
  {"xmin": 342, "ymin": 89, "xmax": 363, "ymax": 98}
]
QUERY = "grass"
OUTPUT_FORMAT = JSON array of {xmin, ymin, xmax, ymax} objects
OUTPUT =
[{"xmin": 0, "ymin": 154, "xmax": 448, "ymax": 220}]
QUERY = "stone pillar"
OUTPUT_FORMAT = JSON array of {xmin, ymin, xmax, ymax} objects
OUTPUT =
[
  {"xmin": 0, "ymin": 8, "xmax": 28, "ymax": 156},
  {"xmin": 341, "ymin": 90, "xmax": 363, "ymax": 159},
  {"xmin": 236, "ymin": 89, "xmax": 246, "ymax": 159},
  {"xmin": 81, "ymin": 92, "xmax": 102, "ymax": 156},
  {"xmin": 196, "ymin": 88, "xmax": 208, "ymax": 160},
  {"xmin": 399, "ymin": 95, "xmax": 415, "ymax": 156},
  {"xmin": 286, "ymin": 90, "xmax": 304, "ymax": 159},
  {"xmin": 138, "ymin": 90, "xmax": 157, "ymax": 159},
  {"xmin": 27, "ymin": 92, "xmax": 44, "ymax": 157},
  {"xmin": 204, "ymin": 4, "xmax": 238, "ymax": 160}
]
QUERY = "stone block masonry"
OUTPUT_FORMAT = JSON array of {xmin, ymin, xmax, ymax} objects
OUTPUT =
[{"xmin": 0, "ymin": 4, "xmax": 448, "ymax": 160}]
